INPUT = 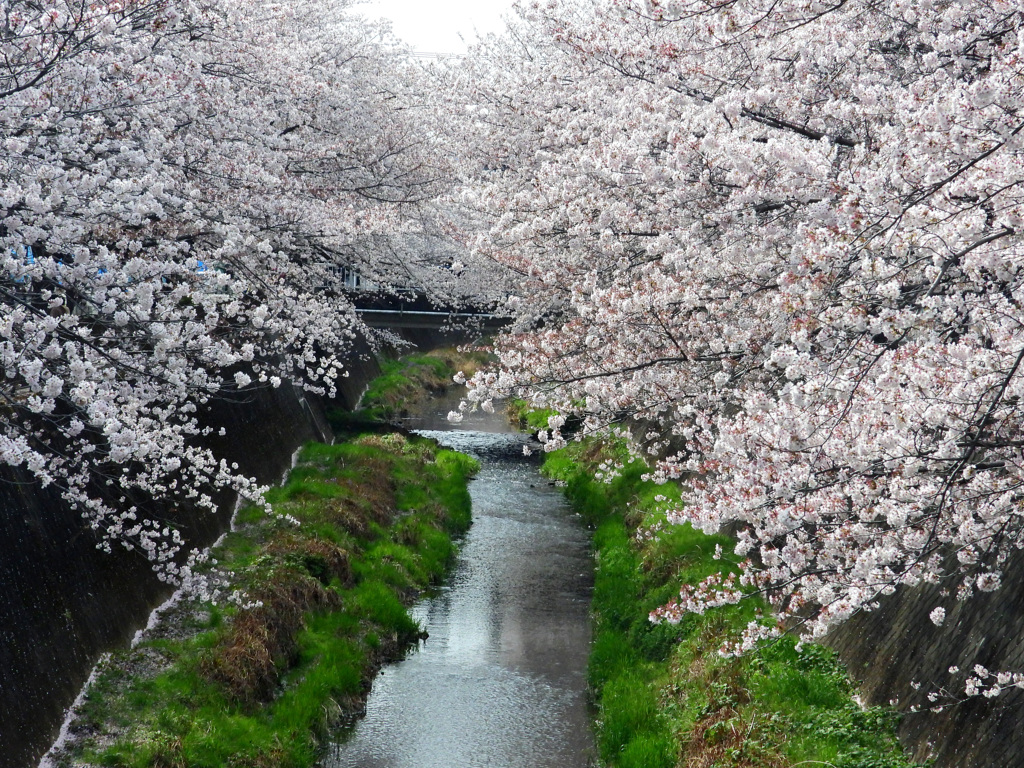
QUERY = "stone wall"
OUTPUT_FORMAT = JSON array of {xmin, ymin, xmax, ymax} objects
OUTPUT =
[{"xmin": 0, "ymin": 471, "xmax": 165, "ymax": 768}]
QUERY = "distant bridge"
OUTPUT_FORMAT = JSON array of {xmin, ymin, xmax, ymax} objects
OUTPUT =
[
  {"xmin": 355, "ymin": 307, "xmax": 508, "ymax": 331},
  {"xmin": 340, "ymin": 269, "xmax": 508, "ymax": 331}
]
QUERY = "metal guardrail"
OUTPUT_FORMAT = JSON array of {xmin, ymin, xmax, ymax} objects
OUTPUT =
[{"xmin": 355, "ymin": 308, "xmax": 509, "ymax": 331}]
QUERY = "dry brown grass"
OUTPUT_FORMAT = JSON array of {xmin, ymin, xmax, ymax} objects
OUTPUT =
[
  {"xmin": 682, "ymin": 707, "xmax": 789, "ymax": 768},
  {"xmin": 666, "ymin": 621, "xmax": 788, "ymax": 768},
  {"xmin": 306, "ymin": 457, "xmax": 397, "ymax": 535},
  {"xmin": 202, "ymin": 454, "xmax": 396, "ymax": 705},
  {"xmin": 201, "ymin": 569, "xmax": 340, "ymax": 705},
  {"xmin": 266, "ymin": 534, "xmax": 352, "ymax": 587},
  {"xmin": 427, "ymin": 348, "xmax": 491, "ymax": 382},
  {"xmin": 320, "ymin": 496, "xmax": 376, "ymax": 537}
]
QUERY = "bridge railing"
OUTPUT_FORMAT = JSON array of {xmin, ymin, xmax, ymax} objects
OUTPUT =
[{"xmin": 355, "ymin": 307, "xmax": 508, "ymax": 331}]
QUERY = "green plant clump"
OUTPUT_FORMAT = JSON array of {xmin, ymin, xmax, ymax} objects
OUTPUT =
[
  {"xmin": 543, "ymin": 439, "xmax": 925, "ymax": 768},
  {"xmin": 58, "ymin": 432, "xmax": 478, "ymax": 768},
  {"xmin": 507, "ymin": 398, "xmax": 559, "ymax": 433},
  {"xmin": 344, "ymin": 348, "xmax": 491, "ymax": 424}
]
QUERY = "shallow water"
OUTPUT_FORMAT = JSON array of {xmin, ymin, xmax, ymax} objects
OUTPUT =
[{"xmin": 322, "ymin": 398, "xmax": 595, "ymax": 768}]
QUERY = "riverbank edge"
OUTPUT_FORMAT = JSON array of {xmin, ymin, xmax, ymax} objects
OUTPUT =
[
  {"xmin": 537, "ymin": 436, "xmax": 926, "ymax": 768},
  {"xmin": 45, "ymin": 431, "xmax": 479, "ymax": 768},
  {"xmin": 355, "ymin": 348, "xmax": 491, "ymax": 423}
]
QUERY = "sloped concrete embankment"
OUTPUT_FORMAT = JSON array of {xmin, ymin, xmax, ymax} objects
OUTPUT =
[
  {"xmin": 826, "ymin": 552, "xmax": 1024, "ymax": 768},
  {"xmin": 0, "ymin": 348, "xmax": 382, "ymax": 768}
]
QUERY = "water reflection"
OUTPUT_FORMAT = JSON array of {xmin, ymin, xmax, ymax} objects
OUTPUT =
[{"xmin": 323, "ymin": 401, "xmax": 594, "ymax": 768}]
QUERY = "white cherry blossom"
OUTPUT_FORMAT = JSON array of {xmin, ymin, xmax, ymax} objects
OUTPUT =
[{"xmin": 454, "ymin": 0, "xmax": 1024, "ymax": 650}]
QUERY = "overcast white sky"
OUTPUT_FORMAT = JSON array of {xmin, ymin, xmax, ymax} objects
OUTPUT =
[{"xmin": 359, "ymin": 0, "xmax": 518, "ymax": 55}]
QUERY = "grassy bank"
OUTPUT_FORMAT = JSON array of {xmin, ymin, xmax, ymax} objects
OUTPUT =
[
  {"xmin": 54, "ymin": 433, "xmax": 478, "ymax": 768},
  {"xmin": 355, "ymin": 348, "xmax": 490, "ymax": 422},
  {"xmin": 506, "ymin": 398, "xmax": 556, "ymax": 433},
  {"xmin": 543, "ymin": 440, "xmax": 924, "ymax": 768}
]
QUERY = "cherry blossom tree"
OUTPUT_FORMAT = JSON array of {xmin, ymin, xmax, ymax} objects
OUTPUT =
[
  {"xmin": 0, "ymin": 0, "xmax": 459, "ymax": 580},
  {"xmin": 456, "ymin": 0, "xmax": 1024, "ymax": 691}
]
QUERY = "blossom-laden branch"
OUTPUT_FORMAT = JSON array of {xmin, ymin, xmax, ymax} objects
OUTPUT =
[
  {"xmin": 451, "ymin": 0, "xmax": 1024, "ymax": 668},
  {"xmin": 0, "ymin": 0, "xmax": 474, "ymax": 584}
]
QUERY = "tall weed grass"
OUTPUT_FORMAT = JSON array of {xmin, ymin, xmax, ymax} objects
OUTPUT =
[
  {"xmin": 61, "ymin": 434, "xmax": 478, "ymax": 768},
  {"xmin": 544, "ymin": 439, "xmax": 923, "ymax": 768}
]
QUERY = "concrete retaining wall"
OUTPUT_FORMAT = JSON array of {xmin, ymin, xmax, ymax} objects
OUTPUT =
[
  {"xmin": 0, "ymin": 345, "xmax": 384, "ymax": 768},
  {"xmin": 826, "ymin": 552, "xmax": 1024, "ymax": 767}
]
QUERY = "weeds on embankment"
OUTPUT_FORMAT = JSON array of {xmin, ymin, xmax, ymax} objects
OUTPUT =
[
  {"xmin": 356, "ymin": 348, "xmax": 490, "ymax": 421},
  {"xmin": 54, "ymin": 433, "xmax": 478, "ymax": 768},
  {"xmin": 507, "ymin": 398, "xmax": 558, "ymax": 433},
  {"xmin": 543, "ymin": 439, "xmax": 926, "ymax": 768}
]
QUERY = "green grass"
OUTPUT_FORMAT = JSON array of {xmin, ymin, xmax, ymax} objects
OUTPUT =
[
  {"xmin": 333, "ymin": 348, "xmax": 492, "ymax": 425},
  {"xmin": 61, "ymin": 433, "xmax": 479, "ymax": 768},
  {"xmin": 360, "ymin": 354, "xmax": 449, "ymax": 418},
  {"xmin": 542, "ymin": 439, "xmax": 924, "ymax": 768},
  {"xmin": 507, "ymin": 398, "xmax": 558, "ymax": 432}
]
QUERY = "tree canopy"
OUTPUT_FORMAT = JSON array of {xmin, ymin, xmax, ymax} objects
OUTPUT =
[
  {"xmin": 454, "ymin": 0, "xmax": 1024, "ymax": 697},
  {"xmin": 0, "ymin": 0, "xmax": 462, "ymax": 580},
  {"xmin": 6, "ymin": 0, "xmax": 1024, "ymax": 703}
]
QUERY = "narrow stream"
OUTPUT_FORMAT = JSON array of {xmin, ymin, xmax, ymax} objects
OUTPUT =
[{"xmin": 322, "ymin": 398, "xmax": 595, "ymax": 768}]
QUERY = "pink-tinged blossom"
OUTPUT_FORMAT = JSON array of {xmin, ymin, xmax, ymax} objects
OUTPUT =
[
  {"xmin": 449, "ymin": 0, "xmax": 1024, "ymax": 680},
  {"xmin": 0, "ymin": 0, "xmax": 471, "ymax": 585}
]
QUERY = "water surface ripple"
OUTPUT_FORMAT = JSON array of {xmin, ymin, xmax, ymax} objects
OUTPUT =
[{"xmin": 323, "ymin": 402, "xmax": 594, "ymax": 768}]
